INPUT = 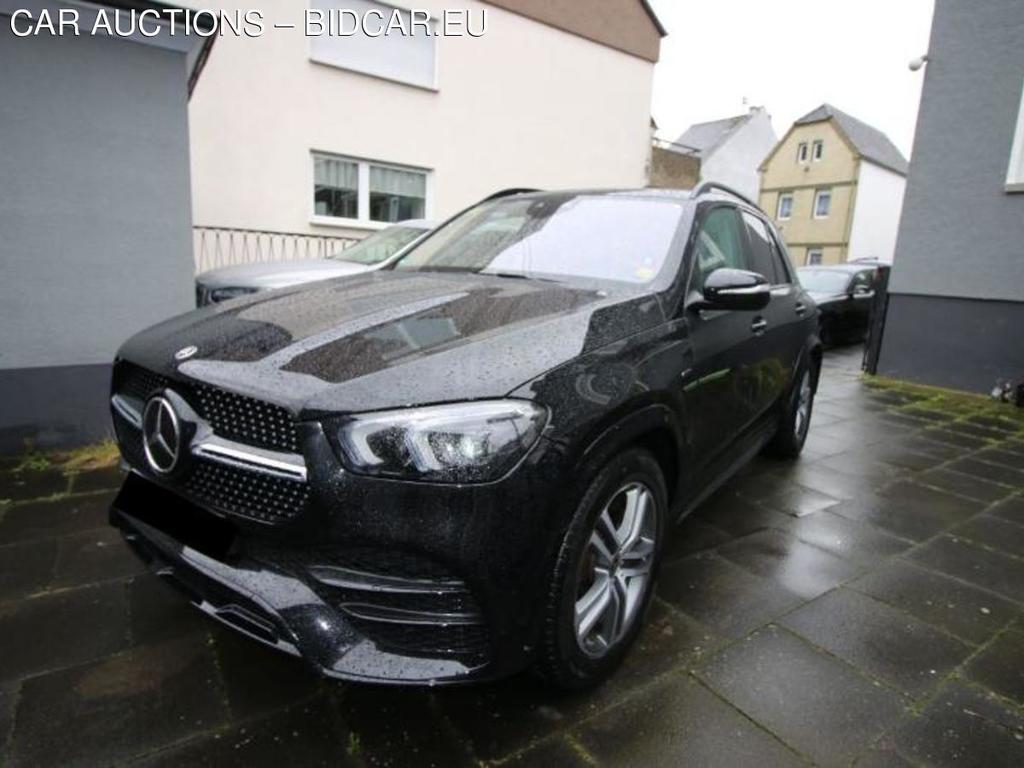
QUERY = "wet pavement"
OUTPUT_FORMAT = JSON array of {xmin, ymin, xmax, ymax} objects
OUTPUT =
[{"xmin": 2, "ymin": 344, "xmax": 1024, "ymax": 766}]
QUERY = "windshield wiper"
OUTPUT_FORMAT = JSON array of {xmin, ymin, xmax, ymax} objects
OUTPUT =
[{"xmin": 481, "ymin": 271, "xmax": 562, "ymax": 284}]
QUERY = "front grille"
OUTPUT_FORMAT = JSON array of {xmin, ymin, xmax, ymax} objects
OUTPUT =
[
  {"xmin": 192, "ymin": 383, "xmax": 299, "ymax": 453},
  {"xmin": 112, "ymin": 362, "xmax": 307, "ymax": 526},
  {"xmin": 118, "ymin": 366, "xmax": 171, "ymax": 404},
  {"xmin": 113, "ymin": 422, "xmax": 307, "ymax": 526},
  {"xmin": 114, "ymin": 362, "xmax": 299, "ymax": 454},
  {"xmin": 184, "ymin": 460, "xmax": 309, "ymax": 525}
]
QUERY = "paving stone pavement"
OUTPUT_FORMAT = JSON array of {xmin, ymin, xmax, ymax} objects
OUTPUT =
[{"xmin": 2, "ymin": 344, "xmax": 1024, "ymax": 767}]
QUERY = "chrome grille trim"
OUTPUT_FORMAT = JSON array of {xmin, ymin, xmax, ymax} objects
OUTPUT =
[
  {"xmin": 111, "ymin": 393, "xmax": 143, "ymax": 429},
  {"xmin": 193, "ymin": 437, "xmax": 307, "ymax": 482}
]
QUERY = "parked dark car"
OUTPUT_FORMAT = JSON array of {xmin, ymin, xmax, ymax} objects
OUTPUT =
[
  {"xmin": 108, "ymin": 184, "xmax": 821, "ymax": 689},
  {"xmin": 194, "ymin": 220, "xmax": 433, "ymax": 306},
  {"xmin": 797, "ymin": 262, "xmax": 888, "ymax": 345}
]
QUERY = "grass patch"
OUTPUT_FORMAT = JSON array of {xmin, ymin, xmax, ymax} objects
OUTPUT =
[
  {"xmin": 13, "ymin": 448, "xmax": 52, "ymax": 473},
  {"xmin": 55, "ymin": 439, "xmax": 121, "ymax": 472},
  {"xmin": 9, "ymin": 439, "xmax": 120, "ymax": 475}
]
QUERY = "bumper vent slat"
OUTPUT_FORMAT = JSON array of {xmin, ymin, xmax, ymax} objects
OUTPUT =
[{"xmin": 251, "ymin": 544, "xmax": 492, "ymax": 663}]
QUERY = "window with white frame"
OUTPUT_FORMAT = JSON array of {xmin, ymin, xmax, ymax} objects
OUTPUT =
[
  {"xmin": 812, "ymin": 140, "xmax": 824, "ymax": 161},
  {"xmin": 806, "ymin": 248, "xmax": 823, "ymax": 265},
  {"xmin": 797, "ymin": 142, "xmax": 809, "ymax": 163},
  {"xmin": 776, "ymin": 192, "xmax": 794, "ymax": 220},
  {"xmin": 1006, "ymin": 78, "xmax": 1024, "ymax": 192},
  {"xmin": 314, "ymin": 155, "xmax": 358, "ymax": 219},
  {"xmin": 308, "ymin": 0, "xmax": 436, "ymax": 90},
  {"xmin": 313, "ymin": 152, "xmax": 428, "ymax": 224},
  {"xmin": 813, "ymin": 188, "xmax": 832, "ymax": 218},
  {"xmin": 369, "ymin": 165, "xmax": 427, "ymax": 222}
]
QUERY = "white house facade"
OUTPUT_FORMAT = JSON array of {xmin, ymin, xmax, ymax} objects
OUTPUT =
[
  {"xmin": 846, "ymin": 160, "xmax": 907, "ymax": 263},
  {"xmin": 672, "ymin": 107, "xmax": 777, "ymax": 200},
  {"xmin": 188, "ymin": 0, "xmax": 664, "ymax": 266}
]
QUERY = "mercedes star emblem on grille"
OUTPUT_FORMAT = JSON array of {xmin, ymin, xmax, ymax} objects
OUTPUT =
[
  {"xmin": 142, "ymin": 395, "xmax": 182, "ymax": 475},
  {"xmin": 175, "ymin": 345, "xmax": 198, "ymax": 361}
]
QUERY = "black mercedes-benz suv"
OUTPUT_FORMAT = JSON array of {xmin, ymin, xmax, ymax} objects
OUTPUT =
[{"xmin": 109, "ymin": 184, "xmax": 821, "ymax": 689}]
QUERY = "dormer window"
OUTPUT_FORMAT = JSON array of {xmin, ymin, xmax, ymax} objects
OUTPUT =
[
  {"xmin": 812, "ymin": 140, "xmax": 824, "ymax": 161},
  {"xmin": 797, "ymin": 142, "xmax": 809, "ymax": 163}
]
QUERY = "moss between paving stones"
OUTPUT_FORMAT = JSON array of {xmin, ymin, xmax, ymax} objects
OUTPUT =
[{"xmin": 865, "ymin": 375, "xmax": 1024, "ymax": 434}]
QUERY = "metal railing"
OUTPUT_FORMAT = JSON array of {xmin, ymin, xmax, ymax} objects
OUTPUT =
[{"xmin": 193, "ymin": 226, "xmax": 359, "ymax": 274}]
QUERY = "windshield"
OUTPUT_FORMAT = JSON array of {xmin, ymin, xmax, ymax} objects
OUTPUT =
[
  {"xmin": 393, "ymin": 194, "xmax": 686, "ymax": 285},
  {"xmin": 329, "ymin": 225, "xmax": 426, "ymax": 265},
  {"xmin": 798, "ymin": 268, "xmax": 851, "ymax": 294}
]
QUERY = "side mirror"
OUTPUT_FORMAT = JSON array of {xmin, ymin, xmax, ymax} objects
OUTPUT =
[
  {"xmin": 698, "ymin": 268, "xmax": 771, "ymax": 311},
  {"xmin": 851, "ymin": 284, "xmax": 873, "ymax": 297}
]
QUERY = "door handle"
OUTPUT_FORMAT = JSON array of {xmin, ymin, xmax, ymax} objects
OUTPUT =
[
  {"xmin": 751, "ymin": 318, "xmax": 768, "ymax": 335},
  {"xmin": 794, "ymin": 302, "xmax": 807, "ymax": 316}
]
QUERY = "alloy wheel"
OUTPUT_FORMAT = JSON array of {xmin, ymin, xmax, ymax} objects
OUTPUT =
[
  {"xmin": 573, "ymin": 482, "xmax": 657, "ymax": 658},
  {"xmin": 794, "ymin": 369, "xmax": 813, "ymax": 440}
]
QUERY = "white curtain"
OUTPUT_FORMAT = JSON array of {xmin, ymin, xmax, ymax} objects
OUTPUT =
[
  {"xmin": 370, "ymin": 166, "xmax": 425, "ymax": 198},
  {"xmin": 315, "ymin": 156, "xmax": 358, "ymax": 190}
]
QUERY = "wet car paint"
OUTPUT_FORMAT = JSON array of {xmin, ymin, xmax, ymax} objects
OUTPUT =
[
  {"xmin": 118, "ymin": 271, "xmax": 666, "ymax": 415},
  {"xmin": 109, "ymin": 190, "xmax": 821, "ymax": 684},
  {"xmin": 799, "ymin": 264, "xmax": 885, "ymax": 344}
]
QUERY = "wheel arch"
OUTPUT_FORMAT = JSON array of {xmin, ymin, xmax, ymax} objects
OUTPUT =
[{"xmin": 571, "ymin": 402, "xmax": 686, "ymax": 512}]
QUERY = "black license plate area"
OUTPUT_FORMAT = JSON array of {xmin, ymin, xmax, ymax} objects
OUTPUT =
[{"xmin": 113, "ymin": 472, "xmax": 237, "ymax": 559}]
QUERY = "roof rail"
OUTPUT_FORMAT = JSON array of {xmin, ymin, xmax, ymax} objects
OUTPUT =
[
  {"xmin": 691, "ymin": 182, "xmax": 759, "ymax": 209},
  {"xmin": 482, "ymin": 188, "xmax": 540, "ymax": 202}
]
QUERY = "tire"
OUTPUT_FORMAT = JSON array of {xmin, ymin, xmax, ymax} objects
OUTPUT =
[
  {"xmin": 764, "ymin": 359, "xmax": 817, "ymax": 459},
  {"xmin": 819, "ymin": 317, "xmax": 836, "ymax": 348},
  {"xmin": 536, "ymin": 448, "xmax": 667, "ymax": 691}
]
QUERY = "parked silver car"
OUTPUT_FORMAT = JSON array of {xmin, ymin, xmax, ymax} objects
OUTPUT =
[{"xmin": 194, "ymin": 219, "xmax": 434, "ymax": 306}]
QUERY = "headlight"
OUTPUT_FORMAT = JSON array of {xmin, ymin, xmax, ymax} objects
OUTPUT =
[
  {"xmin": 333, "ymin": 400, "xmax": 547, "ymax": 483},
  {"xmin": 209, "ymin": 286, "xmax": 259, "ymax": 303}
]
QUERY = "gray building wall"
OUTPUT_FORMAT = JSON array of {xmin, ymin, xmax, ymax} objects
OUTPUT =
[
  {"xmin": 878, "ymin": 0, "xmax": 1024, "ymax": 392},
  {"xmin": 0, "ymin": 22, "xmax": 196, "ymax": 450}
]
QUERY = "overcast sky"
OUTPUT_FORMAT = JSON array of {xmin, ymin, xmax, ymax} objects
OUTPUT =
[{"xmin": 647, "ymin": 0, "xmax": 935, "ymax": 158}]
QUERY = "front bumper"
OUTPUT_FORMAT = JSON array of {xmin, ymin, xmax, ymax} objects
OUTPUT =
[
  {"xmin": 110, "ymin": 433, "xmax": 567, "ymax": 684},
  {"xmin": 112, "ymin": 474, "xmax": 498, "ymax": 683}
]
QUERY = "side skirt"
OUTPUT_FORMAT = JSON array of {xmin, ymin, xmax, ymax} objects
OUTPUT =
[{"xmin": 673, "ymin": 416, "xmax": 778, "ymax": 524}]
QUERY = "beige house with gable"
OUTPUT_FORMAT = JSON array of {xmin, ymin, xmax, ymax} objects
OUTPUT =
[{"xmin": 758, "ymin": 105, "xmax": 908, "ymax": 266}]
